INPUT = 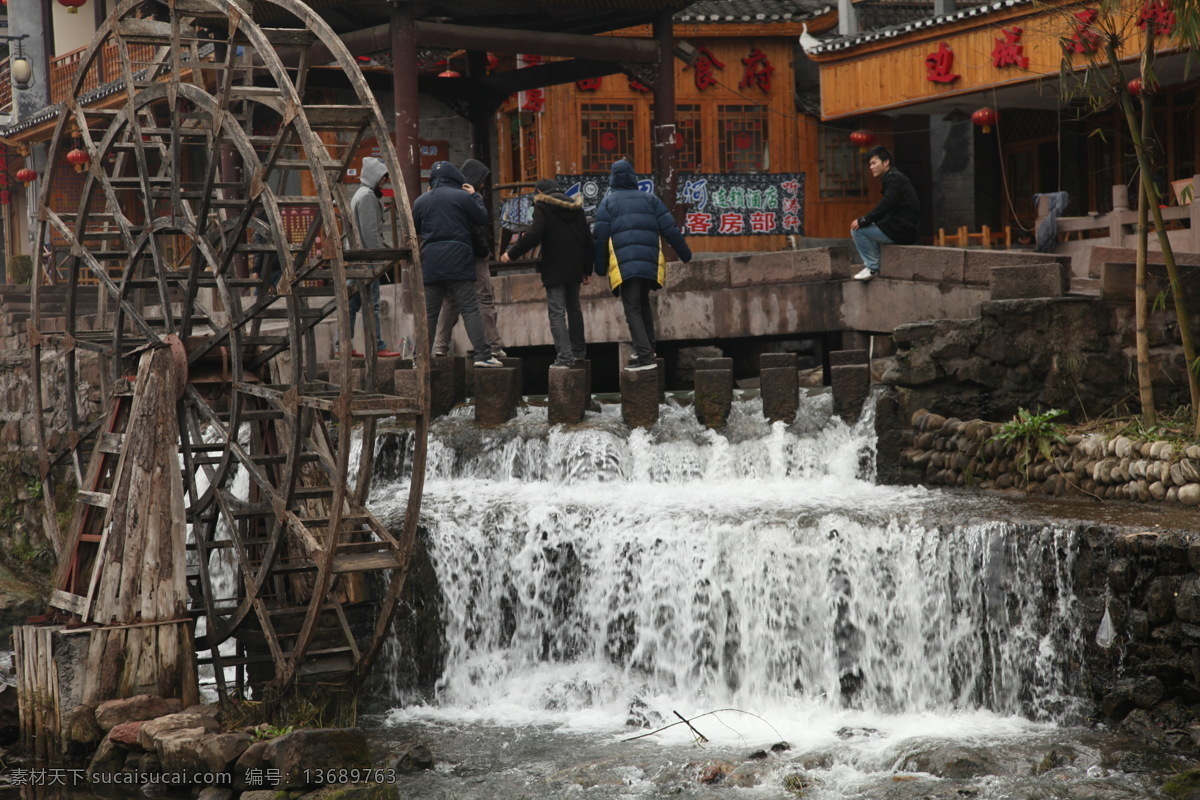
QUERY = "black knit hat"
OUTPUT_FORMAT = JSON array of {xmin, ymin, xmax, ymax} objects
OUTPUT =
[{"xmin": 534, "ymin": 178, "xmax": 559, "ymax": 194}]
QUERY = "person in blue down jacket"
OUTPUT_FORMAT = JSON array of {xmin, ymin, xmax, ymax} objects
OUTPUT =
[
  {"xmin": 592, "ymin": 159, "xmax": 692, "ymax": 371},
  {"xmin": 412, "ymin": 160, "xmax": 502, "ymax": 368}
]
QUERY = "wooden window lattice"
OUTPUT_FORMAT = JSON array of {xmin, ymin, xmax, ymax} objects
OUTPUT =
[
  {"xmin": 581, "ymin": 103, "xmax": 635, "ymax": 173},
  {"xmin": 718, "ymin": 105, "xmax": 767, "ymax": 173},
  {"xmin": 818, "ymin": 126, "xmax": 868, "ymax": 199},
  {"xmin": 676, "ymin": 104, "xmax": 701, "ymax": 172}
]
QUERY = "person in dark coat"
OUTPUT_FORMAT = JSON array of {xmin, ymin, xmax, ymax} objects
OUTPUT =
[
  {"xmin": 851, "ymin": 145, "xmax": 920, "ymax": 281},
  {"xmin": 501, "ymin": 178, "xmax": 593, "ymax": 368},
  {"xmin": 412, "ymin": 161, "xmax": 501, "ymax": 367},
  {"xmin": 432, "ymin": 158, "xmax": 507, "ymax": 358},
  {"xmin": 592, "ymin": 160, "xmax": 692, "ymax": 371}
]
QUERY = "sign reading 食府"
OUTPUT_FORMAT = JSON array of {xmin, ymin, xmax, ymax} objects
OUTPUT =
[{"xmin": 552, "ymin": 172, "xmax": 805, "ymax": 236}]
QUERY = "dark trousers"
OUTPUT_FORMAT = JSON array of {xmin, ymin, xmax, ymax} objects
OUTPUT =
[
  {"xmin": 546, "ymin": 283, "xmax": 586, "ymax": 363},
  {"xmin": 619, "ymin": 277, "xmax": 655, "ymax": 360},
  {"xmin": 425, "ymin": 280, "xmax": 491, "ymax": 359}
]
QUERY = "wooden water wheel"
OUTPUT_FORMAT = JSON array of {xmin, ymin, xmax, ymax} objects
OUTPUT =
[{"xmin": 27, "ymin": 0, "xmax": 430, "ymax": 700}]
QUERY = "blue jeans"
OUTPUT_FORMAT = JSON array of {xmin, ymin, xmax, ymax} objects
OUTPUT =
[
  {"xmin": 851, "ymin": 223, "xmax": 893, "ymax": 273},
  {"xmin": 546, "ymin": 283, "xmax": 586, "ymax": 364}
]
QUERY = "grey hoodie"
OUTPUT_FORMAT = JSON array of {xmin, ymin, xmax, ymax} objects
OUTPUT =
[{"xmin": 352, "ymin": 156, "xmax": 388, "ymax": 250}]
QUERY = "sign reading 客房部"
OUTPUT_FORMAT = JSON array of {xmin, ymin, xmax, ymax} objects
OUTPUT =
[{"xmin": 554, "ymin": 172, "xmax": 806, "ymax": 236}]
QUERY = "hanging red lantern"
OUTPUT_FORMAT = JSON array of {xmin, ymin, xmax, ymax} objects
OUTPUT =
[
  {"xmin": 67, "ymin": 148, "xmax": 90, "ymax": 172},
  {"xmin": 848, "ymin": 129, "xmax": 876, "ymax": 152},
  {"xmin": 486, "ymin": 53, "xmax": 499, "ymax": 71},
  {"xmin": 57, "ymin": 0, "xmax": 87, "ymax": 12},
  {"xmin": 16, "ymin": 168, "xmax": 37, "ymax": 183},
  {"xmin": 971, "ymin": 106, "xmax": 999, "ymax": 134},
  {"xmin": 1127, "ymin": 77, "xmax": 1157, "ymax": 97}
]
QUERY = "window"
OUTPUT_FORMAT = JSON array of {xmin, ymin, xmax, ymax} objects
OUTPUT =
[
  {"xmin": 818, "ymin": 126, "xmax": 867, "ymax": 199},
  {"xmin": 718, "ymin": 105, "xmax": 767, "ymax": 173},
  {"xmin": 523, "ymin": 113, "xmax": 540, "ymax": 182},
  {"xmin": 676, "ymin": 104, "xmax": 701, "ymax": 171},
  {"xmin": 582, "ymin": 103, "xmax": 634, "ymax": 173}
]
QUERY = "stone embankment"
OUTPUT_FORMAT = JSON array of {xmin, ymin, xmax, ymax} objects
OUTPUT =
[
  {"xmin": 900, "ymin": 409, "xmax": 1200, "ymax": 504},
  {"xmin": 20, "ymin": 694, "xmax": 431, "ymax": 799}
]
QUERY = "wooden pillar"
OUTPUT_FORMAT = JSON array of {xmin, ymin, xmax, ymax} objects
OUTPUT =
[
  {"xmin": 466, "ymin": 50, "xmax": 493, "ymax": 168},
  {"xmin": 391, "ymin": 2, "xmax": 420, "ymax": 206},
  {"xmin": 652, "ymin": 12, "xmax": 679, "ymax": 224}
]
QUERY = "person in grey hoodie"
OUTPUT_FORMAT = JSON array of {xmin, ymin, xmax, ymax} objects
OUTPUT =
[
  {"xmin": 432, "ymin": 158, "xmax": 506, "ymax": 358},
  {"xmin": 412, "ymin": 161, "xmax": 501, "ymax": 367},
  {"xmin": 338, "ymin": 156, "xmax": 403, "ymax": 357}
]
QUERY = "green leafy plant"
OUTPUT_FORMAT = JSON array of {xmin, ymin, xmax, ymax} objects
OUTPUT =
[
  {"xmin": 252, "ymin": 723, "xmax": 294, "ymax": 741},
  {"xmin": 8, "ymin": 255, "xmax": 32, "ymax": 286},
  {"xmin": 990, "ymin": 408, "xmax": 1068, "ymax": 477}
]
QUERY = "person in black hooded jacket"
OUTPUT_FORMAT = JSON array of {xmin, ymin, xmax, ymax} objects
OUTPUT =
[
  {"xmin": 501, "ymin": 178, "xmax": 593, "ymax": 368},
  {"xmin": 432, "ymin": 158, "xmax": 507, "ymax": 358},
  {"xmin": 412, "ymin": 161, "xmax": 500, "ymax": 367},
  {"xmin": 850, "ymin": 145, "xmax": 920, "ymax": 281}
]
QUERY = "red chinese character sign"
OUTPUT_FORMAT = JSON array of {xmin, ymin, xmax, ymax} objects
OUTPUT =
[
  {"xmin": 739, "ymin": 48, "xmax": 774, "ymax": 92},
  {"xmin": 925, "ymin": 42, "xmax": 960, "ymax": 83},
  {"xmin": 992, "ymin": 28, "xmax": 1030, "ymax": 69},
  {"xmin": 518, "ymin": 54, "xmax": 546, "ymax": 112},
  {"xmin": 1138, "ymin": 0, "xmax": 1175, "ymax": 36},
  {"xmin": 686, "ymin": 45, "xmax": 726, "ymax": 91},
  {"xmin": 541, "ymin": 173, "xmax": 806, "ymax": 237},
  {"xmin": 1063, "ymin": 9, "xmax": 1102, "ymax": 54},
  {"xmin": 576, "ymin": 77, "xmax": 603, "ymax": 91}
]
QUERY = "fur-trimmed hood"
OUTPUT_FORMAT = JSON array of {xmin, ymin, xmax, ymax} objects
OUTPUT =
[{"xmin": 533, "ymin": 191, "xmax": 583, "ymax": 210}]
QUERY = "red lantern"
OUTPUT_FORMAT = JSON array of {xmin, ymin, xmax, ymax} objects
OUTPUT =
[
  {"xmin": 1127, "ymin": 77, "xmax": 1156, "ymax": 97},
  {"xmin": 971, "ymin": 106, "xmax": 999, "ymax": 134},
  {"xmin": 486, "ymin": 53, "xmax": 499, "ymax": 71},
  {"xmin": 67, "ymin": 148, "xmax": 90, "ymax": 172},
  {"xmin": 848, "ymin": 129, "xmax": 876, "ymax": 152},
  {"xmin": 58, "ymin": 0, "xmax": 87, "ymax": 12},
  {"xmin": 16, "ymin": 168, "xmax": 37, "ymax": 183}
]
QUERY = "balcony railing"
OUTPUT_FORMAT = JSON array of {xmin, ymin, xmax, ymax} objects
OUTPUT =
[
  {"xmin": 0, "ymin": 58, "xmax": 11, "ymax": 114},
  {"xmin": 50, "ymin": 42, "xmax": 160, "ymax": 105}
]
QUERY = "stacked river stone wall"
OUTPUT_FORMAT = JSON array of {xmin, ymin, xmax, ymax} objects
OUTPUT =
[{"xmin": 900, "ymin": 409, "xmax": 1200, "ymax": 505}]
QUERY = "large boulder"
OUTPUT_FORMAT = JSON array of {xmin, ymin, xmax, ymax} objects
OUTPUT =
[
  {"xmin": 198, "ymin": 732, "xmax": 253, "ymax": 773},
  {"xmin": 263, "ymin": 728, "xmax": 372, "ymax": 788},
  {"xmin": 138, "ymin": 711, "xmax": 220, "ymax": 751},
  {"xmin": 154, "ymin": 726, "xmax": 212, "ymax": 775},
  {"xmin": 108, "ymin": 720, "xmax": 147, "ymax": 749},
  {"xmin": 94, "ymin": 695, "xmax": 175, "ymax": 731}
]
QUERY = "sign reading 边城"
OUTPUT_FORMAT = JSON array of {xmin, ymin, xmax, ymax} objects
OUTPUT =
[{"xmin": 549, "ymin": 172, "xmax": 805, "ymax": 236}]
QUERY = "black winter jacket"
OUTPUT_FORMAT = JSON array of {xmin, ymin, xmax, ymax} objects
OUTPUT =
[
  {"xmin": 859, "ymin": 167, "xmax": 920, "ymax": 245},
  {"xmin": 592, "ymin": 160, "xmax": 692, "ymax": 293},
  {"xmin": 412, "ymin": 161, "xmax": 489, "ymax": 282},
  {"xmin": 505, "ymin": 192, "xmax": 593, "ymax": 287}
]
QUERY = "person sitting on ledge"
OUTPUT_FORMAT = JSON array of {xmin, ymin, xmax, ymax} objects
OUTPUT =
[{"xmin": 850, "ymin": 145, "xmax": 920, "ymax": 281}]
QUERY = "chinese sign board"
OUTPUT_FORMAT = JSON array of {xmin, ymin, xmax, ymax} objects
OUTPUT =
[{"xmin": 503, "ymin": 173, "xmax": 805, "ymax": 236}]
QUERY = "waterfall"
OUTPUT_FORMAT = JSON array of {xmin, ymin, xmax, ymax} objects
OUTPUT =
[{"xmin": 370, "ymin": 397, "xmax": 1087, "ymax": 730}]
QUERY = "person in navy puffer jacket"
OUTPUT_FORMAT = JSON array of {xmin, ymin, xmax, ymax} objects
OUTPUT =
[
  {"xmin": 592, "ymin": 159, "xmax": 692, "ymax": 371},
  {"xmin": 412, "ymin": 161, "xmax": 500, "ymax": 367}
]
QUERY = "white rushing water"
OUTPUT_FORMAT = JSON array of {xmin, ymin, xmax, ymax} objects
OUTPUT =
[{"xmin": 367, "ymin": 396, "xmax": 1090, "ymax": 772}]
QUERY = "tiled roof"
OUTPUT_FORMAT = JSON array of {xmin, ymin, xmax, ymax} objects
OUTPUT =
[
  {"xmin": 806, "ymin": 0, "xmax": 1033, "ymax": 53},
  {"xmin": 675, "ymin": 0, "xmax": 833, "ymax": 23}
]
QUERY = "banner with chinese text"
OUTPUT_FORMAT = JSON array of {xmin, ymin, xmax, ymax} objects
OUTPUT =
[{"xmin": 556, "ymin": 172, "xmax": 805, "ymax": 236}]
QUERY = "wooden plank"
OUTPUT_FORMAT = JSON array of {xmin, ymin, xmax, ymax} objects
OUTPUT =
[
  {"xmin": 76, "ymin": 490, "xmax": 111, "ymax": 509},
  {"xmin": 50, "ymin": 589, "xmax": 87, "ymax": 615}
]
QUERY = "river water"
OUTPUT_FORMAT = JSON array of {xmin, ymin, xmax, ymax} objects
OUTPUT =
[
  {"xmin": 3, "ymin": 395, "xmax": 1190, "ymax": 799},
  {"xmin": 356, "ymin": 396, "xmax": 1189, "ymax": 800}
]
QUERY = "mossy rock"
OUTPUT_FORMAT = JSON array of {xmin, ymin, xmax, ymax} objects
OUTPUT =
[
  {"xmin": 1164, "ymin": 769, "xmax": 1200, "ymax": 799},
  {"xmin": 8, "ymin": 255, "xmax": 32, "ymax": 285}
]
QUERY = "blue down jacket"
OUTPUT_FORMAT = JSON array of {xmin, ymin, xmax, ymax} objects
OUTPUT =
[
  {"xmin": 412, "ymin": 161, "xmax": 489, "ymax": 282},
  {"xmin": 592, "ymin": 160, "xmax": 691, "ymax": 294}
]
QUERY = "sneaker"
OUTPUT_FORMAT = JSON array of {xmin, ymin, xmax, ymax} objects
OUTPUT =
[
  {"xmin": 432, "ymin": 350, "xmax": 448, "ymax": 358},
  {"xmin": 493, "ymin": 348, "xmax": 507, "ymax": 358},
  {"xmin": 334, "ymin": 350, "xmax": 365, "ymax": 358},
  {"xmin": 852, "ymin": 267, "xmax": 876, "ymax": 281},
  {"xmin": 474, "ymin": 357, "xmax": 504, "ymax": 368},
  {"xmin": 377, "ymin": 349, "xmax": 404, "ymax": 358},
  {"xmin": 625, "ymin": 356, "xmax": 657, "ymax": 372},
  {"xmin": 550, "ymin": 359, "xmax": 574, "ymax": 369}
]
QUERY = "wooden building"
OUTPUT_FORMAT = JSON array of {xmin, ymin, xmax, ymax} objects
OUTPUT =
[
  {"xmin": 806, "ymin": 0, "xmax": 1198, "ymax": 241},
  {"xmin": 491, "ymin": 0, "xmax": 871, "ymax": 252}
]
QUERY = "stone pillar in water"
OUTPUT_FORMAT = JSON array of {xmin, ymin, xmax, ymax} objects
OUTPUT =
[
  {"xmin": 760, "ymin": 352, "xmax": 799, "ymax": 423},
  {"xmin": 548, "ymin": 361, "xmax": 590, "ymax": 425},
  {"xmin": 830, "ymin": 349, "xmax": 870, "ymax": 423},
  {"xmin": 693, "ymin": 357, "xmax": 732, "ymax": 429},
  {"xmin": 621, "ymin": 365, "xmax": 660, "ymax": 428},
  {"xmin": 475, "ymin": 368, "xmax": 519, "ymax": 425},
  {"xmin": 430, "ymin": 356, "xmax": 458, "ymax": 418}
]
